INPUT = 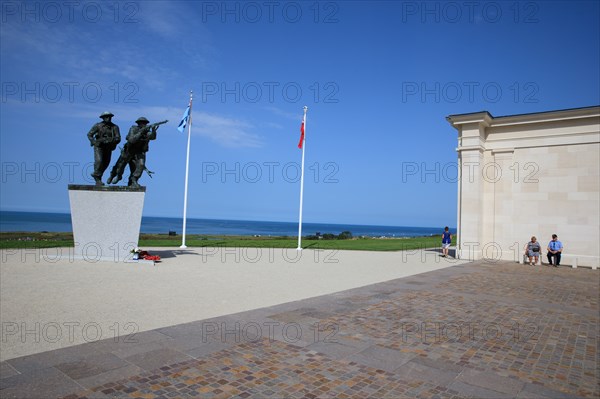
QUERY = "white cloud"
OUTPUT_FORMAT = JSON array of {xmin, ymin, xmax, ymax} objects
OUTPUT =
[
  {"xmin": 45, "ymin": 103, "xmax": 263, "ymax": 148},
  {"xmin": 137, "ymin": 1, "xmax": 189, "ymax": 38},
  {"xmin": 0, "ymin": 3, "xmax": 211, "ymax": 91},
  {"xmin": 194, "ymin": 112, "xmax": 263, "ymax": 148},
  {"xmin": 264, "ymin": 106, "xmax": 303, "ymax": 121},
  {"xmin": 260, "ymin": 121, "xmax": 284, "ymax": 129}
]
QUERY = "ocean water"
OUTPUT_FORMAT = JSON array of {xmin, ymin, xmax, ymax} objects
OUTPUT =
[{"xmin": 0, "ymin": 211, "xmax": 447, "ymax": 237}]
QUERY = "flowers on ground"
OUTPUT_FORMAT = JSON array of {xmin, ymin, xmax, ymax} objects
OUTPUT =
[{"xmin": 130, "ymin": 247, "xmax": 161, "ymax": 262}]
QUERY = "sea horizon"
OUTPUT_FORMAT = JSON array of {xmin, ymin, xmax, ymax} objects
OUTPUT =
[{"xmin": 0, "ymin": 210, "xmax": 452, "ymax": 238}]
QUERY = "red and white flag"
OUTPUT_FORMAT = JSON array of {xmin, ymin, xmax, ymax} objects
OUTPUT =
[
  {"xmin": 296, "ymin": 106, "xmax": 307, "ymax": 251},
  {"xmin": 298, "ymin": 121, "xmax": 305, "ymax": 149}
]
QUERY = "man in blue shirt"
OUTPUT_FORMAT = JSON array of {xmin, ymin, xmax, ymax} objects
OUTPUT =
[
  {"xmin": 547, "ymin": 234, "xmax": 563, "ymax": 267},
  {"xmin": 441, "ymin": 227, "xmax": 452, "ymax": 258}
]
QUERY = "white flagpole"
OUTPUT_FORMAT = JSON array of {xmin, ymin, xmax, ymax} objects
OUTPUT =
[
  {"xmin": 297, "ymin": 106, "xmax": 308, "ymax": 251},
  {"xmin": 180, "ymin": 91, "xmax": 193, "ymax": 249}
]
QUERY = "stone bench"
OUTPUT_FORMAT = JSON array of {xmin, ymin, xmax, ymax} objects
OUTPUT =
[
  {"xmin": 520, "ymin": 254, "xmax": 542, "ymax": 265},
  {"xmin": 558, "ymin": 254, "xmax": 598, "ymax": 270},
  {"xmin": 520, "ymin": 253, "xmax": 598, "ymax": 270}
]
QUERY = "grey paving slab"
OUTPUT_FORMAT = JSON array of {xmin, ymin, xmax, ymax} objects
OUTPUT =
[
  {"xmin": 298, "ymin": 309, "xmax": 339, "ymax": 320},
  {"xmin": 266, "ymin": 308, "xmax": 321, "ymax": 324},
  {"xmin": 54, "ymin": 352, "xmax": 129, "ymax": 380},
  {"xmin": 346, "ymin": 344, "xmax": 417, "ymax": 372},
  {"xmin": 158, "ymin": 333, "xmax": 215, "ymax": 352},
  {"xmin": 0, "ymin": 367, "xmax": 83, "ymax": 399},
  {"xmin": 6, "ymin": 343, "xmax": 101, "ymax": 374},
  {"xmin": 171, "ymin": 315, "xmax": 258, "ymax": 343},
  {"xmin": 394, "ymin": 359, "xmax": 461, "ymax": 386},
  {"xmin": 87, "ymin": 330, "xmax": 172, "ymax": 354},
  {"xmin": 449, "ymin": 380, "xmax": 515, "ymax": 399},
  {"xmin": 258, "ymin": 301, "xmax": 316, "ymax": 314},
  {"xmin": 516, "ymin": 382, "xmax": 584, "ymax": 399},
  {"xmin": 182, "ymin": 340, "xmax": 234, "ymax": 359},
  {"xmin": 409, "ymin": 355, "xmax": 465, "ymax": 373},
  {"xmin": 123, "ymin": 347, "xmax": 192, "ymax": 372},
  {"xmin": 70, "ymin": 391, "xmax": 110, "ymax": 399},
  {"xmin": 305, "ymin": 336, "xmax": 371, "ymax": 360},
  {"xmin": 74, "ymin": 364, "xmax": 145, "ymax": 390},
  {"xmin": 104, "ymin": 338, "xmax": 170, "ymax": 359},
  {"xmin": 404, "ymin": 280, "xmax": 430, "ymax": 285},
  {"xmin": 259, "ymin": 321, "xmax": 316, "ymax": 349},
  {"xmin": 152, "ymin": 321, "xmax": 207, "ymax": 339},
  {"xmin": 457, "ymin": 367, "xmax": 526, "ymax": 395},
  {"xmin": 226, "ymin": 307, "xmax": 284, "ymax": 324},
  {"xmin": 0, "ymin": 361, "xmax": 20, "ymax": 379},
  {"xmin": 201, "ymin": 317, "xmax": 293, "ymax": 347}
]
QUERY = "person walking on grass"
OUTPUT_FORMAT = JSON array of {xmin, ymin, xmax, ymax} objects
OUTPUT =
[{"xmin": 442, "ymin": 227, "xmax": 452, "ymax": 258}]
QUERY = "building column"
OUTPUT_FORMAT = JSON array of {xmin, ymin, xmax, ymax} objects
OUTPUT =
[
  {"xmin": 457, "ymin": 146, "xmax": 485, "ymax": 260},
  {"xmin": 447, "ymin": 113, "xmax": 491, "ymax": 261}
]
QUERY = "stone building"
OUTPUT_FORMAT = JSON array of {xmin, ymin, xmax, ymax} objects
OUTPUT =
[{"xmin": 447, "ymin": 105, "xmax": 599, "ymax": 268}]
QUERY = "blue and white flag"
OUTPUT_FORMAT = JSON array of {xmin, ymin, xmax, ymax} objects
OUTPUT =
[{"xmin": 177, "ymin": 106, "xmax": 190, "ymax": 132}]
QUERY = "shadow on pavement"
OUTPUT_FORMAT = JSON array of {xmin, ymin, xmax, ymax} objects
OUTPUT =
[
  {"xmin": 147, "ymin": 249, "xmax": 202, "ymax": 259},
  {"xmin": 425, "ymin": 247, "xmax": 456, "ymax": 258}
]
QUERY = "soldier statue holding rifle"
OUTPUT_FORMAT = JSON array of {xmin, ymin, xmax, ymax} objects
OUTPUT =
[
  {"xmin": 107, "ymin": 117, "xmax": 167, "ymax": 188},
  {"xmin": 87, "ymin": 111, "xmax": 121, "ymax": 185}
]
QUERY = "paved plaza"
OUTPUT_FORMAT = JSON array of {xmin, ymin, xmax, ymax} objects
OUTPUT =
[{"xmin": 0, "ymin": 253, "xmax": 598, "ymax": 398}]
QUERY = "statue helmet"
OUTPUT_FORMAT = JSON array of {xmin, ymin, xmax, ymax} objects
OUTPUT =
[
  {"xmin": 99, "ymin": 111, "xmax": 114, "ymax": 118},
  {"xmin": 136, "ymin": 117, "xmax": 150, "ymax": 124}
]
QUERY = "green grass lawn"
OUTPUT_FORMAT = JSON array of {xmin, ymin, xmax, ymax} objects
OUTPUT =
[{"xmin": 0, "ymin": 232, "xmax": 447, "ymax": 251}]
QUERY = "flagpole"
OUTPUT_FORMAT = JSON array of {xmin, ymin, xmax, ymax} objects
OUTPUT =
[
  {"xmin": 297, "ymin": 106, "xmax": 308, "ymax": 251},
  {"xmin": 180, "ymin": 91, "xmax": 193, "ymax": 249}
]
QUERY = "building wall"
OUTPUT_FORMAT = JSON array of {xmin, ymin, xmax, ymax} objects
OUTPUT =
[{"xmin": 448, "ymin": 107, "xmax": 600, "ymax": 267}]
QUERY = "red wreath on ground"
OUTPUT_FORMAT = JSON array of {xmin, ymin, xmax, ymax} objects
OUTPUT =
[{"xmin": 138, "ymin": 251, "xmax": 161, "ymax": 262}]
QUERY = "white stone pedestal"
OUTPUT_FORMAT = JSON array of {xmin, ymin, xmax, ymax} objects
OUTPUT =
[{"xmin": 68, "ymin": 185, "xmax": 145, "ymax": 263}]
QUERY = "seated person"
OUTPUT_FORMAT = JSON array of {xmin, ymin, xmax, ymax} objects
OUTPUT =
[
  {"xmin": 524, "ymin": 236, "xmax": 541, "ymax": 265},
  {"xmin": 547, "ymin": 234, "xmax": 563, "ymax": 267}
]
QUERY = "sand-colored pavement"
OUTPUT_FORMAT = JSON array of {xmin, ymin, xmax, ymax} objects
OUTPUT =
[{"xmin": 1, "ymin": 247, "xmax": 465, "ymax": 361}]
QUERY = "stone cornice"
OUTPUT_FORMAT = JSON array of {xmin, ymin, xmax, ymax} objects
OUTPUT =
[
  {"xmin": 455, "ymin": 145, "xmax": 485, "ymax": 153},
  {"xmin": 447, "ymin": 105, "xmax": 600, "ymax": 130},
  {"xmin": 446, "ymin": 112, "xmax": 493, "ymax": 128}
]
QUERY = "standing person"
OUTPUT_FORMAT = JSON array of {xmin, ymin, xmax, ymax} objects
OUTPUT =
[
  {"xmin": 108, "ymin": 117, "xmax": 162, "ymax": 188},
  {"xmin": 524, "ymin": 236, "xmax": 541, "ymax": 265},
  {"xmin": 441, "ymin": 227, "xmax": 452, "ymax": 258},
  {"xmin": 547, "ymin": 234, "xmax": 563, "ymax": 267},
  {"xmin": 87, "ymin": 111, "xmax": 121, "ymax": 185}
]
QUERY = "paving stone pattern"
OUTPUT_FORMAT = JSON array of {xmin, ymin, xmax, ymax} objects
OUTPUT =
[{"xmin": 1, "ymin": 261, "xmax": 597, "ymax": 398}]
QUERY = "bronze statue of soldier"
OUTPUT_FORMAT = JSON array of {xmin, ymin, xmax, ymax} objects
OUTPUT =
[
  {"xmin": 87, "ymin": 111, "xmax": 121, "ymax": 185},
  {"xmin": 108, "ymin": 117, "xmax": 164, "ymax": 188}
]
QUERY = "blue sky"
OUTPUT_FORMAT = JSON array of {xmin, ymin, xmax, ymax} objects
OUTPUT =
[{"xmin": 1, "ymin": 0, "xmax": 599, "ymax": 227}]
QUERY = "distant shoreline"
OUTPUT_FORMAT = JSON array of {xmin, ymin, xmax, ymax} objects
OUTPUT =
[
  {"xmin": 0, "ymin": 231, "xmax": 440, "ymax": 240},
  {"xmin": 0, "ymin": 210, "xmax": 453, "ymax": 238}
]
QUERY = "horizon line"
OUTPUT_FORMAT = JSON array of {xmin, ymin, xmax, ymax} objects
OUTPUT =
[{"xmin": 0, "ymin": 209, "xmax": 452, "ymax": 231}]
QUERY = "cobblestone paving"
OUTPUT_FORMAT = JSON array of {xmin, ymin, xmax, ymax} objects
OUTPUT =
[
  {"xmin": 326, "ymin": 292, "xmax": 597, "ymax": 397},
  {"xmin": 63, "ymin": 340, "xmax": 465, "ymax": 399},
  {"xmin": 1, "ymin": 261, "xmax": 598, "ymax": 398},
  {"xmin": 435, "ymin": 268, "xmax": 599, "ymax": 310}
]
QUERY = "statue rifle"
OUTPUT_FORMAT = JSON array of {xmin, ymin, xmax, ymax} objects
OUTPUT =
[{"xmin": 143, "ymin": 120, "xmax": 168, "ymax": 132}]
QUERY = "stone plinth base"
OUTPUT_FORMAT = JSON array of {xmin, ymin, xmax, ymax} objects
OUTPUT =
[{"xmin": 68, "ymin": 185, "xmax": 145, "ymax": 262}]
